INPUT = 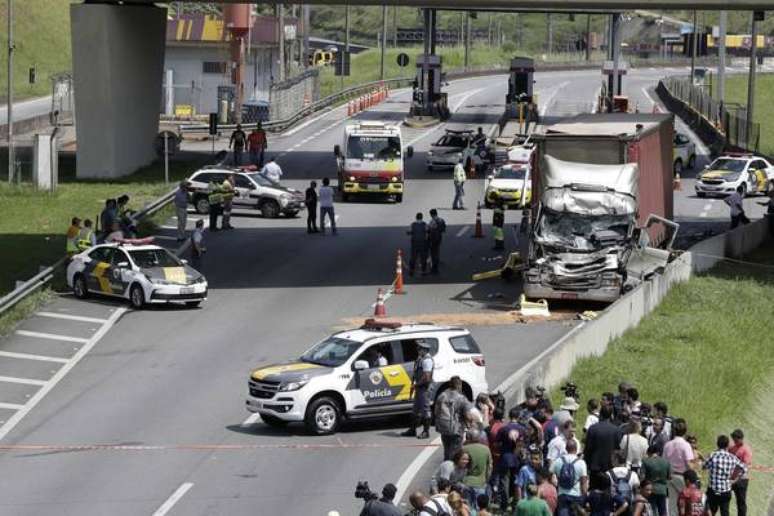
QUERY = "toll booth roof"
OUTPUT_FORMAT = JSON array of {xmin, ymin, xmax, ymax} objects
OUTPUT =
[{"xmin": 542, "ymin": 113, "xmax": 672, "ymax": 137}]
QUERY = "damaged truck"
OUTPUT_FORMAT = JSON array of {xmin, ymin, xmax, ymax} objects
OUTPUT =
[{"xmin": 522, "ymin": 114, "xmax": 680, "ymax": 303}]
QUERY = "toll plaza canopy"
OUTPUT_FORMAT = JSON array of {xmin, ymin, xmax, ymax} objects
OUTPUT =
[{"xmin": 123, "ymin": 0, "xmax": 773, "ymax": 10}]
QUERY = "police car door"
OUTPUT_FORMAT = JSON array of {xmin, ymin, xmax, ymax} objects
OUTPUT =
[
  {"xmin": 85, "ymin": 247, "xmax": 115, "ymax": 295},
  {"xmin": 233, "ymin": 174, "xmax": 254, "ymax": 208},
  {"xmin": 109, "ymin": 248, "xmax": 133, "ymax": 297},
  {"xmin": 350, "ymin": 342, "xmax": 409, "ymax": 410}
]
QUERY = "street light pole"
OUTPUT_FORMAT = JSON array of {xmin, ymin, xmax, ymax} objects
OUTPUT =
[
  {"xmin": 7, "ymin": 0, "xmax": 14, "ymax": 183},
  {"xmin": 718, "ymin": 10, "xmax": 727, "ymax": 103},
  {"xmin": 380, "ymin": 5, "xmax": 387, "ymax": 80},
  {"xmin": 690, "ymin": 10, "xmax": 697, "ymax": 80},
  {"xmin": 747, "ymin": 11, "xmax": 761, "ymax": 149}
]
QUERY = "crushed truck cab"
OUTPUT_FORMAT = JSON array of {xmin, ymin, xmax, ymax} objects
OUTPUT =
[{"xmin": 334, "ymin": 122, "xmax": 412, "ymax": 203}]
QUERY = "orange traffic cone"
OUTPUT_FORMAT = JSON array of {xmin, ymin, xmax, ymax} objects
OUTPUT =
[
  {"xmin": 673, "ymin": 172, "xmax": 682, "ymax": 191},
  {"xmin": 374, "ymin": 288, "xmax": 387, "ymax": 317},
  {"xmin": 394, "ymin": 249, "xmax": 405, "ymax": 295},
  {"xmin": 473, "ymin": 202, "xmax": 484, "ymax": 238}
]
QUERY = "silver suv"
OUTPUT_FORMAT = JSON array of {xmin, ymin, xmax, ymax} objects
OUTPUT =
[{"xmin": 187, "ymin": 167, "xmax": 305, "ymax": 219}]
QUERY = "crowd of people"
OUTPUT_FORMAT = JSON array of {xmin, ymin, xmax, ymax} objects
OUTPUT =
[
  {"xmin": 65, "ymin": 194, "xmax": 138, "ymax": 256},
  {"xmin": 362, "ymin": 379, "xmax": 753, "ymax": 516}
]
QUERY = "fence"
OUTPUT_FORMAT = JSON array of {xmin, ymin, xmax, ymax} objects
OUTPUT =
[
  {"xmin": 660, "ymin": 75, "xmax": 760, "ymax": 152},
  {"xmin": 268, "ymin": 68, "xmax": 320, "ymax": 122}
]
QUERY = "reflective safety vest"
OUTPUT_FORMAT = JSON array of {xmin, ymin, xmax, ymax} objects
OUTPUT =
[
  {"xmin": 493, "ymin": 206, "xmax": 505, "ymax": 228},
  {"xmin": 208, "ymin": 182, "xmax": 224, "ymax": 205},
  {"xmin": 77, "ymin": 228, "xmax": 94, "ymax": 251},
  {"xmin": 221, "ymin": 179, "xmax": 235, "ymax": 202},
  {"xmin": 66, "ymin": 225, "xmax": 80, "ymax": 254},
  {"xmin": 493, "ymin": 226, "xmax": 505, "ymax": 241}
]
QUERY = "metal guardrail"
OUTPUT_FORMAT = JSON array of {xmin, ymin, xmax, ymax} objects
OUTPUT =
[{"xmin": 0, "ymin": 188, "xmax": 180, "ymax": 318}]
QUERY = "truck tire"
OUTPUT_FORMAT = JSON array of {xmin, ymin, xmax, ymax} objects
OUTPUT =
[
  {"xmin": 395, "ymin": 194, "xmax": 403, "ymax": 203},
  {"xmin": 260, "ymin": 200, "xmax": 280, "ymax": 218},
  {"xmin": 194, "ymin": 195, "xmax": 210, "ymax": 215},
  {"xmin": 304, "ymin": 396, "xmax": 341, "ymax": 435}
]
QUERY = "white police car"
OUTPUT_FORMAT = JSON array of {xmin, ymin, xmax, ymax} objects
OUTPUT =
[
  {"xmin": 66, "ymin": 243, "xmax": 207, "ymax": 309},
  {"xmin": 246, "ymin": 319, "xmax": 489, "ymax": 435}
]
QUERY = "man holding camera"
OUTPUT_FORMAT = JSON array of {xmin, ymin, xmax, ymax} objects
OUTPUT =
[{"xmin": 359, "ymin": 483, "xmax": 401, "ymax": 516}]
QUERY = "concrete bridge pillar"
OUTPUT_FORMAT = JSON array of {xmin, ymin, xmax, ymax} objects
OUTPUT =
[{"xmin": 71, "ymin": 3, "xmax": 166, "ymax": 179}]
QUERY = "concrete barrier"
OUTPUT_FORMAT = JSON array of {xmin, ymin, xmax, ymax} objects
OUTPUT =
[{"xmin": 498, "ymin": 216, "xmax": 770, "ymax": 403}]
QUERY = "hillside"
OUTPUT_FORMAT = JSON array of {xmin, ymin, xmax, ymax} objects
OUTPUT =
[{"xmin": 0, "ymin": 0, "xmax": 74, "ymax": 100}]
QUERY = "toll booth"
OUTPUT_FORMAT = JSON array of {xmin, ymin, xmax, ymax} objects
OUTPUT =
[
  {"xmin": 412, "ymin": 54, "xmax": 449, "ymax": 120},
  {"xmin": 507, "ymin": 57, "xmax": 534, "ymax": 104},
  {"xmin": 602, "ymin": 60, "xmax": 628, "ymax": 98}
]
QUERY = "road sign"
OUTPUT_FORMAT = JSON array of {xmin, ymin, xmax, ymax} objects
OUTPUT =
[{"xmin": 397, "ymin": 53, "xmax": 410, "ymax": 67}]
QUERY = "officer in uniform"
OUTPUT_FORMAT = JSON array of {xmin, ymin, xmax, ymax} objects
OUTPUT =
[
  {"xmin": 492, "ymin": 195, "xmax": 505, "ymax": 250},
  {"xmin": 401, "ymin": 341, "xmax": 434, "ymax": 439},
  {"xmin": 221, "ymin": 174, "xmax": 236, "ymax": 230},
  {"xmin": 208, "ymin": 181, "xmax": 224, "ymax": 231}
]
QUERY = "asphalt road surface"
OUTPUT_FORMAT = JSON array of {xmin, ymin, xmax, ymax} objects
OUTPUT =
[{"xmin": 0, "ymin": 67, "xmax": 769, "ymax": 516}]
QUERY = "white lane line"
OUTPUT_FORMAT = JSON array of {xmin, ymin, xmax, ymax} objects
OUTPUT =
[
  {"xmin": 152, "ymin": 482, "xmax": 194, "ymax": 516},
  {"xmin": 0, "ymin": 350, "xmax": 69, "ymax": 364},
  {"xmin": 0, "ymin": 307, "xmax": 128, "ymax": 442},
  {"xmin": 15, "ymin": 330, "xmax": 88, "ymax": 344},
  {"xmin": 539, "ymin": 82, "xmax": 570, "ymax": 116},
  {"xmin": 456, "ymin": 226, "xmax": 470, "ymax": 238},
  {"xmin": 404, "ymin": 88, "xmax": 484, "ymax": 148},
  {"xmin": 36, "ymin": 312, "xmax": 108, "ymax": 324},
  {"xmin": 0, "ymin": 402, "xmax": 25, "ymax": 411},
  {"xmin": 0, "ymin": 375, "xmax": 47, "ymax": 386},
  {"xmin": 240, "ymin": 413, "xmax": 262, "ymax": 428}
]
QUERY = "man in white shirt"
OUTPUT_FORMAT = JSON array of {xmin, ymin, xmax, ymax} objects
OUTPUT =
[
  {"xmin": 547, "ymin": 420, "xmax": 582, "ymax": 466},
  {"xmin": 409, "ymin": 490, "xmax": 452, "ymax": 516},
  {"xmin": 452, "ymin": 160, "xmax": 466, "ymax": 210},
  {"xmin": 260, "ymin": 157, "xmax": 283, "ymax": 183},
  {"xmin": 319, "ymin": 177, "xmax": 337, "ymax": 235}
]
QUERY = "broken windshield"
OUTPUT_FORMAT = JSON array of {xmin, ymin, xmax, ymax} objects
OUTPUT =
[{"xmin": 537, "ymin": 209, "xmax": 632, "ymax": 251}]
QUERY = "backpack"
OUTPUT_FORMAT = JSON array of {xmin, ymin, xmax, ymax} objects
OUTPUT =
[
  {"xmin": 423, "ymin": 498, "xmax": 452, "ymax": 516},
  {"xmin": 609, "ymin": 470, "xmax": 634, "ymax": 504},
  {"xmin": 557, "ymin": 457, "xmax": 579, "ymax": 490}
]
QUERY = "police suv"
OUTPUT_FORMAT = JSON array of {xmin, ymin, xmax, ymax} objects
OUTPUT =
[{"xmin": 246, "ymin": 319, "xmax": 489, "ymax": 435}]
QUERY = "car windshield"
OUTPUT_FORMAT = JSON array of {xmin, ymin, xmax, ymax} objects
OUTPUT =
[
  {"xmin": 129, "ymin": 249, "xmax": 182, "ymax": 268},
  {"xmin": 435, "ymin": 134, "xmax": 467, "ymax": 148},
  {"xmin": 347, "ymin": 136, "xmax": 401, "ymax": 160},
  {"xmin": 299, "ymin": 337, "xmax": 362, "ymax": 367},
  {"xmin": 495, "ymin": 166, "xmax": 527, "ymax": 180},
  {"xmin": 248, "ymin": 173, "xmax": 279, "ymax": 187},
  {"xmin": 709, "ymin": 159, "xmax": 747, "ymax": 173},
  {"xmin": 538, "ymin": 209, "xmax": 632, "ymax": 251}
]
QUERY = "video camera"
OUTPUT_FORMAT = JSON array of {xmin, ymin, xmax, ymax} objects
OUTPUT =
[
  {"xmin": 355, "ymin": 480, "xmax": 379, "ymax": 502},
  {"xmin": 560, "ymin": 382, "xmax": 580, "ymax": 402}
]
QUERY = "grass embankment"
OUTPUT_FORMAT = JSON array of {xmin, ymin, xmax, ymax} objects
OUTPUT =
[
  {"xmin": 0, "ymin": 155, "xmax": 207, "ymax": 295},
  {"xmin": 319, "ymin": 47, "xmax": 598, "ymax": 97},
  {"xmin": 713, "ymin": 73, "xmax": 774, "ymax": 156},
  {"xmin": 0, "ymin": 0, "xmax": 76, "ymax": 100},
  {"xmin": 552, "ymin": 240, "xmax": 774, "ymax": 513}
]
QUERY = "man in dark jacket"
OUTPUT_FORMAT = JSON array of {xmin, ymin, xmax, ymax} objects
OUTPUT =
[
  {"xmin": 359, "ymin": 483, "xmax": 402, "ymax": 516},
  {"xmin": 584, "ymin": 405, "xmax": 621, "ymax": 489},
  {"xmin": 427, "ymin": 208, "xmax": 446, "ymax": 275},
  {"xmin": 305, "ymin": 181, "xmax": 318, "ymax": 233},
  {"xmin": 407, "ymin": 212, "xmax": 428, "ymax": 276}
]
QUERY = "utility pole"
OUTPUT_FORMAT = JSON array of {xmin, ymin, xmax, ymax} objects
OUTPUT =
[
  {"xmin": 303, "ymin": 4, "xmax": 310, "ymax": 69},
  {"xmin": 747, "ymin": 11, "xmax": 762, "ymax": 148},
  {"xmin": 718, "ymin": 10, "xmax": 727, "ymax": 102},
  {"xmin": 7, "ymin": 0, "xmax": 14, "ymax": 183},
  {"xmin": 380, "ymin": 5, "xmax": 387, "ymax": 80},
  {"xmin": 586, "ymin": 14, "xmax": 592, "ymax": 61},
  {"xmin": 393, "ymin": 6, "xmax": 398, "ymax": 47},
  {"xmin": 460, "ymin": 12, "xmax": 464, "ymax": 49},
  {"xmin": 277, "ymin": 4, "xmax": 285, "ymax": 82},
  {"xmin": 547, "ymin": 13, "xmax": 553, "ymax": 54},
  {"xmin": 464, "ymin": 12, "xmax": 471, "ymax": 71},
  {"xmin": 343, "ymin": 5, "xmax": 350, "ymax": 90},
  {"xmin": 690, "ymin": 10, "xmax": 698, "ymax": 80}
]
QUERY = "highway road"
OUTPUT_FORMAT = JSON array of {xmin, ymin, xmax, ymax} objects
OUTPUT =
[{"xmin": 0, "ymin": 67, "xmax": 769, "ymax": 516}]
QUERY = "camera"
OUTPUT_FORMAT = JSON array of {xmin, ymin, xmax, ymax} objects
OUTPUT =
[
  {"xmin": 560, "ymin": 382, "xmax": 580, "ymax": 401},
  {"xmin": 355, "ymin": 480, "xmax": 378, "ymax": 502}
]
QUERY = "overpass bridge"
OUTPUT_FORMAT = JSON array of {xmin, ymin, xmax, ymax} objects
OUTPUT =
[{"xmin": 72, "ymin": 1, "xmax": 766, "ymax": 179}]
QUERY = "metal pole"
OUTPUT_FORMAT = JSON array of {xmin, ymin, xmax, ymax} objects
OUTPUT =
[
  {"xmin": 278, "ymin": 4, "xmax": 285, "ymax": 82},
  {"xmin": 747, "ymin": 12, "xmax": 760, "ymax": 148},
  {"xmin": 343, "ymin": 5, "xmax": 350, "ymax": 90},
  {"xmin": 7, "ymin": 0, "xmax": 14, "ymax": 183},
  {"xmin": 718, "ymin": 10, "xmax": 727, "ymax": 104},
  {"xmin": 611, "ymin": 13, "xmax": 621, "ymax": 99},
  {"xmin": 690, "ymin": 10, "xmax": 697, "ymax": 80},
  {"xmin": 586, "ymin": 14, "xmax": 592, "ymax": 61},
  {"xmin": 547, "ymin": 13, "xmax": 553, "ymax": 54},
  {"xmin": 303, "ymin": 4, "xmax": 310, "ymax": 69},
  {"xmin": 393, "ymin": 6, "xmax": 398, "ymax": 47},
  {"xmin": 164, "ymin": 133, "xmax": 169, "ymax": 184},
  {"xmin": 464, "ymin": 12, "xmax": 470, "ymax": 71},
  {"xmin": 380, "ymin": 5, "xmax": 387, "ymax": 80}
]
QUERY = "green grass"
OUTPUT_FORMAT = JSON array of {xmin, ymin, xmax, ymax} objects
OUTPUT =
[
  {"xmin": 551, "ymin": 240, "xmax": 774, "ymax": 513},
  {"xmin": 0, "ymin": 0, "xmax": 76, "ymax": 100},
  {"xmin": 0, "ymin": 288, "xmax": 52, "ymax": 337},
  {"xmin": 712, "ymin": 73, "xmax": 774, "ymax": 156},
  {"xmin": 0, "ymin": 154, "xmax": 207, "ymax": 295}
]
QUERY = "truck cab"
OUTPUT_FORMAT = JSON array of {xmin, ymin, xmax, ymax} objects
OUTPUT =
[{"xmin": 334, "ymin": 122, "xmax": 412, "ymax": 202}]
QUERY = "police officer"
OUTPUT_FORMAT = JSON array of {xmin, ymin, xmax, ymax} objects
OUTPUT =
[
  {"xmin": 208, "ymin": 180, "xmax": 224, "ymax": 231},
  {"xmin": 407, "ymin": 212, "xmax": 428, "ymax": 276},
  {"xmin": 492, "ymin": 195, "xmax": 505, "ymax": 250},
  {"xmin": 401, "ymin": 341, "xmax": 434, "ymax": 439},
  {"xmin": 221, "ymin": 174, "xmax": 236, "ymax": 230}
]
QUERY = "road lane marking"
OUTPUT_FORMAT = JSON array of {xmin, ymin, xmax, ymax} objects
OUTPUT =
[
  {"xmin": 539, "ymin": 82, "xmax": 570, "ymax": 116},
  {"xmin": 0, "ymin": 375, "xmax": 47, "ymax": 386},
  {"xmin": 36, "ymin": 312, "xmax": 108, "ymax": 324},
  {"xmin": 0, "ymin": 351, "xmax": 69, "ymax": 363},
  {"xmin": 404, "ymin": 88, "xmax": 484, "ymax": 148},
  {"xmin": 456, "ymin": 226, "xmax": 470, "ymax": 238},
  {"xmin": 0, "ymin": 307, "xmax": 128, "ymax": 442},
  {"xmin": 0, "ymin": 402, "xmax": 25, "ymax": 410},
  {"xmin": 15, "ymin": 330, "xmax": 88, "ymax": 344},
  {"xmin": 152, "ymin": 482, "xmax": 194, "ymax": 516},
  {"xmin": 240, "ymin": 413, "xmax": 261, "ymax": 428}
]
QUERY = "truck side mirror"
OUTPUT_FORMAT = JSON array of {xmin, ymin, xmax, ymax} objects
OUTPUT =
[
  {"xmin": 406, "ymin": 146, "xmax": 414, "ymax": 159},
  {"xmin": 334, "ymin": 144, "xmax": 341, "ymax": 157}
]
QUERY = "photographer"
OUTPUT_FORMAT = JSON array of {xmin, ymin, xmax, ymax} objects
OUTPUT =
[{"xmin": 358, "ymin": 483, "xmax": 401, "ymax": 516}]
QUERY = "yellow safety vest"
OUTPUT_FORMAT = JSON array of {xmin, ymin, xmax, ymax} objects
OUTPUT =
[
  {"xmin": 208, "ymin": 182, "xmax": 224, "ymax": 205},
  {"xmin": 66, "ymin": 226, "xmax": 80, "ymax": 254},
  {"xmin": 221, "ymin": 179, "xmax": 235, "ymax": 202},
  {"xmin": 77, "ymin": 229, "xmax": 94, "ymax": 251}
]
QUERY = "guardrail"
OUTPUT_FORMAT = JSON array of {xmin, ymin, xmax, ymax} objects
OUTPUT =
[{"xmin": 0, "ymin": 188, "xmax": 180, "ymax": 318}]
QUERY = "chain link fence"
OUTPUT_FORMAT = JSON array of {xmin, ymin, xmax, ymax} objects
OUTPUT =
[{"xmin": 268, "ymin": 68, "xmax": 320, "ymax": 122}]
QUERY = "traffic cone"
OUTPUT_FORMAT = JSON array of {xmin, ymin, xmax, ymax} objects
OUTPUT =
[
  {"xmin": 394, "ymin": 249, "xmax": 406, "ymax": 295},
  {"xmin": 473, "ymin": 202, "xmax": 484, "ymax": 238},
  {"xmin": 673, "ymin": 172, "xmax": 682, "ymax": 191},
  {"xmin": 374, "ymin": 288, "xmax": 387, "ymax": 317}
]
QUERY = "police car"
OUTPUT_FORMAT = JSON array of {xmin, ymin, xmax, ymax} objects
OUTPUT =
[
  {"xmin": 66, "ymin": 243, "xmax": 208, "ymax": 309},
  {"xmin": 245, "ymin": 319, "xmax": 489, "ymax": 435},
  {"xmin": 695, "ymin": 154, "xmax": 774, "ymax": 198}
]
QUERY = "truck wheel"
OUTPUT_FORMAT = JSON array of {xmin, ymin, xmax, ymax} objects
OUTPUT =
[
  {"xmin": 261, "ymin": 414, "xmax": 288, "ymax": 428},
  {"xmin": 688, "ymin": 155, "xmax": 696, "ymax": 169},
  {"xmin": 129, "ymin": 284, "xmax": 145, "ymax": 309},
  {"xmin": 260, "ymin": 200, "xmax": 280, "ymax": 218},
  {"xmin": 395, "ymin": 194, "xmax": 403, "ymax": 203},
  {"xmin": 73, "ymin": 274, "xmax": 88, "ymax": 299},
  {"xmin": 194, "ymin": 196, "xmax": 210, "ymax": 215},
  {"xmin": 305, "ymin": 396, "xmax": 341, "ymax": 435}
]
